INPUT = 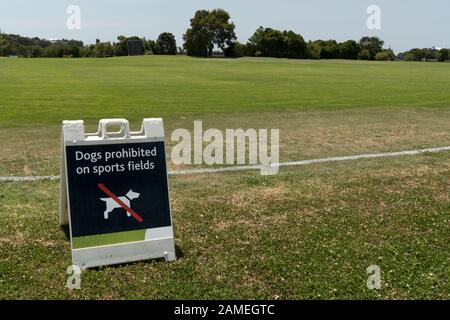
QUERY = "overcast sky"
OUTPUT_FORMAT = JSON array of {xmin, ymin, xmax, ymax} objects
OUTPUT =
[{"xmin": 0, "ymin": 0, "xmax": 448, "ymax": 53}]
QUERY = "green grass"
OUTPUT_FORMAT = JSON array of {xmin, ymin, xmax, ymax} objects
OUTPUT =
[
  {"xmin": 1, "ymin": 56, "xmax": 450, "ymax": 127},
  {"xmin": 1, "ymin": 155, "xmax": 450, "ymax": 299},
  {"xmin": 1, "ymin": 56, "xmax": 450, "ymax": 299}
]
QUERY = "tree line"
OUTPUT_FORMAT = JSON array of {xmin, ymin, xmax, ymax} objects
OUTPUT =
[
  {"xmin": 0, "ymin": 8, "xmax": 448, "ymax": 62},
  {"xmin": 0, "ymin": 32, "xmax": 177, "ymax": 58}
]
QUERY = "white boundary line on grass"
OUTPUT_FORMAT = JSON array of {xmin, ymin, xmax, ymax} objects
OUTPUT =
[{"xmin": 1, "ymin": 145, "xmax": 450, "ymax": 182}]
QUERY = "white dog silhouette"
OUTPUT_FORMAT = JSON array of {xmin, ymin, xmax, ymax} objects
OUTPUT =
[{"xmin": 100, "ymin": 189, "xmax": 140, "ymax": 220}]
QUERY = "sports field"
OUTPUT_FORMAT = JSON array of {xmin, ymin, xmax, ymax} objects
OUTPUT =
[{"xmin": 1, "ymin": 56, "xmax": 450, "ymax": 299}]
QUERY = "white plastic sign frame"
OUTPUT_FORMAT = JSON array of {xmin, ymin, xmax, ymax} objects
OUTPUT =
[{"xmin": 59, "ymin": 118, "xmax": 176, "ymax": 268}]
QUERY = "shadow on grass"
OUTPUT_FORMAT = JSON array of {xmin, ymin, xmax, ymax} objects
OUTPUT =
[{"xmin": 60, "ymin": 224, "xmax": 70, "ymax": 241}]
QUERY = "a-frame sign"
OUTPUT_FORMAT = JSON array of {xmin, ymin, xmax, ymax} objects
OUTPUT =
[{"xmin": 59, "ymin": 118, "xmax": 176, "ymax": 268}]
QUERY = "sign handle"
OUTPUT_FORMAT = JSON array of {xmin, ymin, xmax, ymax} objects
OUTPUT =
[{"xmin": 99, "ymin": 119, "xmax": 131, "ymax": 140}]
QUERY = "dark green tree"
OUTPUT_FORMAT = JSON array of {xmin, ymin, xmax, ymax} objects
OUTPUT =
[
  {"xmin": 248, "ymin": 27, "xmax": 306, "ymax": 58},
  {"xmin": 282, "ymin": 30, "xmax": 307, "ymax": 58},
  {"xmin": 359, "ymin": 36, "xmax": 384, "ymax": 60},
  {"xmin": 224, "ymin": 41, "xmax": 246, "ymax": 57},
  {"xmin": 81, "ymin": 45, "xmax": 95, "ymax": 57},
  {"xmin": 358, "ymin": 49, "xmax": 371, "ymax": 60},
  {"xmin": 29, "ymin": 45, "xmax": 43, "ymax": 57},
  {"xmin": 439, "ymin": 48, "xmax": 449, "ymax": 61},
  {"xmin": 44, "ymin": 43, "xmax": 64, "ymax": 57},
  {"xmin": 155, "ymin": 32, "xmax": 177, "ymax": 55},
  {"xmin": 248, "ymin": 27, "xmax": 284, "ymax": 57},
  {"xmin": 307, "ymin": 41, "xmax": 322, "ymax": 59},
  {"xmin": 94, "ymin": 41, "xmax": 114, "ymax": 57},
  {"xmin": 183, "ymin": 9, "xmax": 236, "ymax": 57},
  {"xmin": 114, "ymin": 35, "xmax": 128, "ymax": 56},
  {"xmin": 320, "ymin": 40, "xmax": 339, "ymax": 59},
  {"xmin": 408, "ymin": 48, "xmax": 425, "ymax": 61},
  {"xmin": 338, "ymin": 40, "xmax": 360, "ymax": 59},
  {"xmin": 146, "ymin": 39, "xmax": 157, "ymax": 54}
]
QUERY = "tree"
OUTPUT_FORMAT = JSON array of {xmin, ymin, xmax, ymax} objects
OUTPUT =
[
  {"xmin": 375, "ymin": 49, "xmax": 395, "ymax": 61},
  {"xmin": 183, "ymin": 9, "xmax": 236, "ymax": 57},
  {"xmin": 249, "ymin": 27, "xmax": 279, "ymax": 57},
  {"xmin": 307, "ymin": 41, "xmax": 321, "ymax": 59},
  {"xmin": 423, "ymin": 48, "xmax": 439, "ymax": 61},
  {"xmin": 94, "ymin": 41, "xmax": 114, "ymax": 57},
  {"xmin": 114, "ymin": 35, "xmax": 128, "ymax": 56},
  {"xmin": 146, "ymin": 40, "xmax": 157, "ymax": 54},
  {"xmin": 306, "ymin": 40, "xmax": 341, "ymax": 59},
  {"xmin": 0, "ymin": 33, "xmax": 82, "ymax": 57},
  {"xmin": 408, "ymin": 48, "xmax": 425, "ymax": 61},
  {"xmin": 359, "ymin": 36, "xmax": 384, "ymax": 60},
  {"xmin": 405, "ymin": 53, "xmax": 415, "ymax": 61},
  {"xmin": 282, "ymin": 30, "xmax": 307, "ymax": 59},
  {"xmin": 154, "ymin": 32, "xmax": 177, "ymax": 55},
  {"xmin": 224, "ymin": 41, "xmax": 246, "ymax": 57},
  {"xmin": 358, "ymin": 49, "xmax": 371, "ymax": 60},
  {"xmin": 44, "ymin": 44, "xmax": 64, "ymax": 57},
  {"xmin": 67, "ymin": 45, "xmax": 81, "ymax": 57},
  {"xmin": 248, "ymin": 27, "xmax": 306, "ymax": 59},
  {"xmin": 319, "ymin": 40, "xmax": 339, "ymax": 59},
  {"xmin": 338, "ymin": 40, "xmax": 360, "ymax": 60},
  {"xmin": 29, "ymin": 45, "xmax": 43, "ymax": 57},
  {"xmin": 439, "ymin": 48, "xmax": 449, "ymax": 62},
  {"xmin": 81, "ymin": 45, "xmax": 95, "ymax": 57}
]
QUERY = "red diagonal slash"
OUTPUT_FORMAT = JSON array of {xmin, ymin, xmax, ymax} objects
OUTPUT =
[{"xmin": 98, "ymin": 183, "xmax": 143, "ymax": 223}]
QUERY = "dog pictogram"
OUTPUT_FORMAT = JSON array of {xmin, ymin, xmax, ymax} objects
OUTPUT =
[{"xmin": 98, "ymin": 183, "xmax": 143, "ymax": 222}]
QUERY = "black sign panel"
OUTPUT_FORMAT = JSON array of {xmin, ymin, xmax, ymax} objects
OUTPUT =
[{"xmin": 65, "ymin": 141, "xmax": 171, "ymax": 238}]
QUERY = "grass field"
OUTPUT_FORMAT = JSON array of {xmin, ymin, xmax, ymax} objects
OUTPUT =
[{"xmin": 1, "ymin": 56, "xmax": 450, "ymax": 299}]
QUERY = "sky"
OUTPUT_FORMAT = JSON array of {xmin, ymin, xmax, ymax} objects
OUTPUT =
[{"xmin": 0, "ymin": 0, "xmax": 449, "ymax": 53}]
